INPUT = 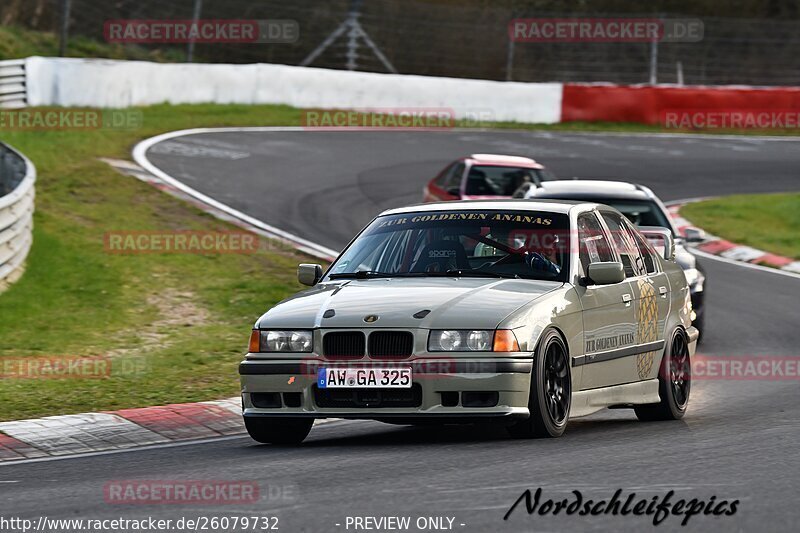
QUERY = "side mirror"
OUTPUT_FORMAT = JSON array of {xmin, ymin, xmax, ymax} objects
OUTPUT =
[
  {"xmin": 639, "ymin": 226, "xmax": 675, "ymax": 261},
  {"xmin": 297, "ymin": 264, "xmax": 323, "ymax": 286},
  {"xmin": 587, "ymin": 262, "xmax": 625, "ymax": 285},
  {"xmin": 683, "ymin": 227, "xmax": 706, "ymax": 243}
]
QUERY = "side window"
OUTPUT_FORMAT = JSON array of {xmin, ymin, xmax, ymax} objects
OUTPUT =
[
  {"xmin": 577, "ymin": 213, "xmax": 615, "ymax": 276},
  {"xmin": 601, "ymin": 212, "xmax": 644, "ymax": 278},
  {"xmin": 443, "ymin": 163, "xmax": 465, "ymax": 192},
  {"xmin": 624, "ymin": 219, "xmax": 659, "ymax": 274},
  {"xmin": 434, "ymin": 164, "xmax": 455, "ymax": 186}
]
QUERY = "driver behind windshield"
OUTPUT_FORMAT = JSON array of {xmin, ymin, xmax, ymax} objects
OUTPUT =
[{"xmin": 327, "ymin": 210, "xmax": 570, "ymax": 282}]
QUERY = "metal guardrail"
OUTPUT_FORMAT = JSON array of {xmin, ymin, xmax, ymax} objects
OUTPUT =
[
  {"xmin": 0, "ymin": 142, "xmax": 35, "ymax": 293},
  {"xmin": 0, "ymin": 59, "xmax": 27, "ymax": 109}
]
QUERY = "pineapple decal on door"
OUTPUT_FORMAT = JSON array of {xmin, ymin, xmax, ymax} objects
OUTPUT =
[{"xmin": 636, "ymin": 279, "xmax": 659, "ymax": 379}]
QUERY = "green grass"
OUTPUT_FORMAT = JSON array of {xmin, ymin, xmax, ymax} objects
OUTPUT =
[
  {"xmin": 681, "ymin": 193, "xmax": 800, "ymax": 261},
  {"xmin": 0, "ymin": 103, "xmax": 320, "ymax": 421},
  {"xmin": 0, "ymin": 25, "xmax": 183, "ymax": 62}
]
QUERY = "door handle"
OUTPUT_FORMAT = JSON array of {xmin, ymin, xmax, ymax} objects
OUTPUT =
[
  {"xmin": 659, "ymin": 286, "xmax": 668, "ymax": 298},
  {"xmin": 622, "ymin": 293, "xmax": 632, "ymax": 306}
]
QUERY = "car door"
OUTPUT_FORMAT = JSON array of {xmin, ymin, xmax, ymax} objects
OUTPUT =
[
  {"xmin": 600, "ymin": 211, "xmax": 665, "ymax": 384},
  {"xmin": 575, "ymin": 212, "xmax": 639, "ymax": 390},
  {"xmin": 623, "ymin": 218, "xmax": 671, "ymax": 381}
]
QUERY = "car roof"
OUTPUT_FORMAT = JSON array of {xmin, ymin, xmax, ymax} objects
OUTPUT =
[
  {"xmin": 466, "ymin": 153, "xmax": 543, "ymax": 169},
  {"xmin": 526, "ymin": 180, "xmax": 655, "ymax": 200},
  {"xmin": 380, "ymin": 199, "xmax": 596, "ymax": 217}
]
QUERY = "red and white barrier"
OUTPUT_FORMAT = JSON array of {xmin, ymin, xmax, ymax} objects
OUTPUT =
[
  {"xmin": 19, "ymin": 57, "xmax": 800, "ymax": 127},
  {"xmin": 561, "ymin": 83, "xmax": 800, "ymax": 126}
]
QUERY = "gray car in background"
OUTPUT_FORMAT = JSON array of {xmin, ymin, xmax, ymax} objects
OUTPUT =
[{"xmin": 519, "ymin": 180, "xmax": 707, "ymax": 336}]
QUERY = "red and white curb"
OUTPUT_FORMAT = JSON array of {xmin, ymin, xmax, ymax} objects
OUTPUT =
[
  {"xmin": 668, "ymin": 203, "xmax": 800, "ymax": 274},
  {"xmin": 0, "ymin": 398, "xmax": 243, "ymax": 461},
  {"xmin": 0, "ymin": 399, "xmax": 338, "ymax": 462}
]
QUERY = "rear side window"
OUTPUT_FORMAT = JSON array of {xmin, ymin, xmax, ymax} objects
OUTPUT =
[
  {"xmin": 443, "ymin": 163, "xmax": 465, "ymax": 192},
  {"xmin": 601, "ymin": 212, "xmax": 644, "ymax": 278},
  {"xmin": 464, "ymin": 165, "xmax": 542, "ymax": 196},
  {"xmin": 434, "ymin": 163, "xmax": 456, "ymax": 186},
  {"xmin": 624, "ymin": 219, "xmax": 659, "ymax": 274},
  {"xmin": 577, "ymin": 213, "xmax": 615, "ymax": 276}
]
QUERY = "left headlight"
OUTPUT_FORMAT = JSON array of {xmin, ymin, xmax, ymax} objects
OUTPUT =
[{"xmin": 249, "ymin": 330, "xmax": 313, "ymax": 353}]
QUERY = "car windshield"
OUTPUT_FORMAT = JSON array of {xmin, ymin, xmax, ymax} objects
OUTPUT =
[
  {"xmin": 327, "ymin": 210, "xmax": 570, "ymax": 282},
  {"xmin": 465, "ymin": 166, "xmax": 555, "ymax": 196},
  {"xmin": 602, "ymin": 199, "xmax": 672, "ymax": 231}
]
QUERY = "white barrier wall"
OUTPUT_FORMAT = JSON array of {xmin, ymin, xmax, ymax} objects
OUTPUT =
[
  {"xmin": 0, "ymin": 143, "xmax": 35, "ymax": 293},
  {"xmin": 25, "ymin": 57, "xmax": 563, "ymax": 124}
]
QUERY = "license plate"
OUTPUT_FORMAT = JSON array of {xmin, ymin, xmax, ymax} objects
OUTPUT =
[{"xmin": 317, "ymin": 367, "xmax": 412, "ymax": 389}]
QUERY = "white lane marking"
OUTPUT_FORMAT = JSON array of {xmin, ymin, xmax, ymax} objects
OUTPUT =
[
  {"xmin": 689, "ymin": 248, "xmax": 800, "ymax": 280},
  {"xmin": 132, "ymin": 128, "xmax": 338, "ymax": 261},
  {"xmin": 136, "ymin": 128, "xmax": 799, "ymax": 280}
]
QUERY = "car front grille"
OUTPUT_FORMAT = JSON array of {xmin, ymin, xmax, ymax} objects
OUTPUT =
[
  {"xmin": 313, "ymin": 384, "xmax": 422, "ymax": 408},
  {"xmin": 368, "ymin": 331, "xmax": 414, "ymax": 358},
  {"xmin": 323, "ymin": 331, "xmax": 365, "ymax": 359}
]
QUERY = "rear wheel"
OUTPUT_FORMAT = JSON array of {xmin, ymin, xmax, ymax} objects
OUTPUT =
[
  {"xmin": 508, "ymin": 329, "xmax": 571, "ymax": 438},
  {"xmin": 244, "ymin": 417, "xmax": 313, "ymax": 445},
  {"xmin": 635, "ymin": 329, "xmax": 691, "ymax": 421}
]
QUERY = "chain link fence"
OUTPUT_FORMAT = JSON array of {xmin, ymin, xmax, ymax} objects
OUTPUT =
[{"xmin": 1, "ymin": 0, "xmax": 799, "ymax": 85}]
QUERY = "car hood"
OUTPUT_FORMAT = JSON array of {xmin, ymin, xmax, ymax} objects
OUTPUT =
[{"xmin": 256, "ymin": 277, "xmax": 562, "ymax": 330}]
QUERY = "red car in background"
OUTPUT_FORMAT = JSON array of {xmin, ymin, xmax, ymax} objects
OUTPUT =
[{"xmin": 423, "ymin": 154, "xmax": 557, "ymax": 202}]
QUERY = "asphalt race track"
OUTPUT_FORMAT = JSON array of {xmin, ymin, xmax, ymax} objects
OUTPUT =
[{"xmin": 4, "ymin": 130, "xmax": 800, "ymax": 532}]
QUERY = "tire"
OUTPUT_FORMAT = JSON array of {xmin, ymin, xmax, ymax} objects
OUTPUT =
[
  {"xmin": 507, "ymin": 329, "xmax": 571, "ymax": 438},
  {"xmin": 244, "ymin": 417, "xmax": 313, "ymax": 445},
  {"xmin": 634, "ymin": 329, "xmax": 691, "ymax": 421}
]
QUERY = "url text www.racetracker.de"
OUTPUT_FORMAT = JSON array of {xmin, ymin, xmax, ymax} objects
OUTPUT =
[{"xmin": 504, "ymin": 488, "xmax": 739, "ymax": 527}]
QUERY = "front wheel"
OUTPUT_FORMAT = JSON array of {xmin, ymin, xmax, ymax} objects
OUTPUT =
[
  {"xmin": 634, "ymin": 329, "xmax": 691, "ymax": 421},
  {"xmin": 244, "ymin": 417, "xmax": 313, "ymax": 445},
  {"xmin": 508, "ymin": 329, "xmax": 571, "ymax": 438}
]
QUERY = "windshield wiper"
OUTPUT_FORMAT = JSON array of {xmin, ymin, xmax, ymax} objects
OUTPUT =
[
  {"xmin": 329, "ymin": 270, "xmax": 521, "ymax": 280},
  {"xmin": 329, "ymin": 270, "xmax": 397, "ymax": 280},
  {"xmin": 441, "ymin": 269, "xmax": 520, "ymax": 279}
]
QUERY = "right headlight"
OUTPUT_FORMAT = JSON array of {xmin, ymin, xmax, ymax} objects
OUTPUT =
[
  {"xmin": 428, "ymin": 329, "xmax": 519, "ymax": 352},
  {"xmin": 249, "ymin": 330, "xmax": 313, "ymax": 353}
]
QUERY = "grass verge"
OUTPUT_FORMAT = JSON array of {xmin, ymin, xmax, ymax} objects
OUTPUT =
[
  {"xmin": 0, "ymin": 25, "xmax": 182, "ymax": 62},
  {"xmin": 681, "ymin": 193, "xmax": 800, "ymax": 260},
  {"xmin": 0, "ymin": 104, "xmax": 320, "ymax": 421}
]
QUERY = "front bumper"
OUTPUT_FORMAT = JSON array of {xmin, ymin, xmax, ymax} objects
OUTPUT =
[{"xmin": 239, "ymin": 357, "xmax": 532, "ymax": 420}]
